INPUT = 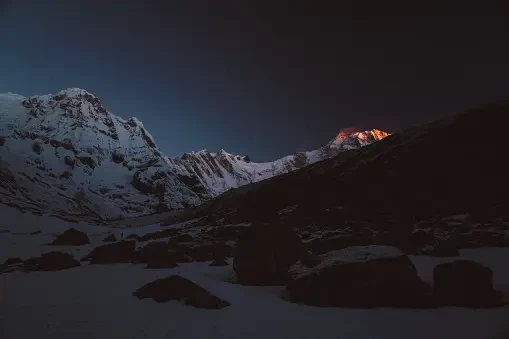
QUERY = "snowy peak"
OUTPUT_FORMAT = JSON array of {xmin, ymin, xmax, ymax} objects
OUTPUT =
[
  {"xmin": 0, "ymin": 89, "xmax": 389, "ymax": 221},
  {"xmin": 328, "ymin": 128, "xmax": 390, "ymax": 151}
]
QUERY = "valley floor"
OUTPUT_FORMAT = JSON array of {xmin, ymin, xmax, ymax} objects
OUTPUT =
[{"xmin": 1, "ymin": 206, "xmax": 509, "ymax": 339}]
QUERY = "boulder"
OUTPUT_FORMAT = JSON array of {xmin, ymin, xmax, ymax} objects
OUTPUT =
[
  {"xmin": 145, "ymin": 256, "xmax": 178, "ymax": 269},
  {"xmin": 209, "ymin": 259, "xmax": 228, "ymax": 267},
  {"xmin": 408, "ymin": 229, "xmax": 435, "ymax": 248},
  {"xmin": 204, "ymin": 226, "xmax": 240, "ymax": 242},
  {"xmin": 168, "ymin": 249, "xmax": 192, "ymax": 263},
  {"xmin": 308, "ymin": 234, "xmax": 371, "ymax": 254},
  {"xmin": 24, "ymin": 252, "xmax": 80, "ymax": 272},
  {"xmin": 50, "ymin": 228, "xmax": 90, "ymax": 246},
  {"xmin": 64, "ymin": 156, "xmax": 75, "ymax": 167},
  {"xmin": 134, "ymin": 241, "xmax": 169, "ymax": 263},
  {"xmin": 1, "ymin": 257, "xmax": 24, "ymax": 274},
  {"xmin": 431, "ymin": 239, "xmax": 460, "ymax": 257},
  {"xmin": 133, "ymin": 275, "xmax": 230, "ymax": 309},
  {"xmin": 102, "ymin": 234, "xmax": 117, "ymax": 242},
  {"xmin": 175, "ymin": 234, "xmax": 194, "ymax": 243},
  {"xmin": 85, "ymin": 241, "xmax": 136, "ymax": 264},
  {"xmin": 233, "ymin": 222, "xmax": 305, "ymax": 285},
  {"xmin": 286, "ymin": 246, "xmax": 434, "ymax": 308},
  {"xmin": 138, "ymin": 228, "xmax": 179, "ymax": 242},
  {"xmin": 4, "ymin": 257, "xmax": 23, "ymax": 266},
  {"xmin": 185, "ymin": 242, "xmax": 232, "ymax": 262},
  {"xmin": 433, "ymin": 260, "xmax": 503, "ymax": 308},
  {"xmin": 111, "ymin": 151, "xmax": 125, "ymax": 164},
  {"xmin": 32, "ymin": 142, "xmax": 43, "ymax": 154}
]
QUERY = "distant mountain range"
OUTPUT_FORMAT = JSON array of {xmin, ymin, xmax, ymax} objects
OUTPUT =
[{"xmin": 0, "ymin": 88, "xmax": 389, "ymax": 222}]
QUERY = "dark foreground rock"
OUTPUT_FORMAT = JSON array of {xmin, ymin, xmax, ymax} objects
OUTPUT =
[
  {"xmin": 433, "ymin": 260, "xmax": 503, "ymax": 308},
  {"xmin": 134, "ymin": 241, "xmax": 178, "ymax": 268},
  {"xmin": 286, "ymin": 245, "xmax": 434, "ymax": 308},
  {"xmin": 145, "ymin": 256, "xmax": 178, "ymax": 269},
  {"xmin": 133, "ymin": 275, "xmax": 230, "ymax": 309},
  {"xmin": 134, "ymin": 241, "xmax": 169, "ymax": 263},
  {"xmin": 431, "ymin": 239, "xmax": 460, "ymax": 257},
  {"xmin": 23, "ymin": 251, "xmax": 80, "ymax": 272},
  {"xmin": 209, "ymin": 259, "xmax": 228, "ymax": 267},
  {"xmin": 184, "ymin": 242, "xmax": 232, "ymax": 262},
  {"xmin": 84, "ymin": 241, "xmax": 136, "ymax": 264},
  {"xmin": 102, "ymin": 234, "xmax": 117, "ymax": 242},
  {"xmin": 233, "ymin": 222, "xmax": 305, "ymax": 285},
  {"xmin": 4, "ymin": 257, "xmax": 23, "ymax": 266},
  {"xmin": 1, "ymin": 257, "xmax": 24, "ymax": 273},
  {"xmin": 50, "ymin": 228, "xmax": 90, "ymax": 246}
]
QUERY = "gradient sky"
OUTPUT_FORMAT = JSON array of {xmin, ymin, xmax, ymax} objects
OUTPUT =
[{"xmin": 1, "ymin": 1, "xmax": 509, "ymax": 161}]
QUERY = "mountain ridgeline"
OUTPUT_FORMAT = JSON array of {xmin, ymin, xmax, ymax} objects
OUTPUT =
[{"xmin": 0, "ymin": 88, "xmax": 389, "ymax": 222}]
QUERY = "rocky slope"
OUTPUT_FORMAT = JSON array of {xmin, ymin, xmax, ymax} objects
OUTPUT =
[
  {"xmin": 0, "ymin": 88, "xmax": 388, "ymax": 222},
  {"xmin": 163, "ymin": 100, "xmax": 509, "ymax": 251}
]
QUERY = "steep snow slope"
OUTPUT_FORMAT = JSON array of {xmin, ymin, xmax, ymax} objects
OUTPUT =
[{"xmin": 0, "ymin": 89, "xmax": 388, "ymax": 221}]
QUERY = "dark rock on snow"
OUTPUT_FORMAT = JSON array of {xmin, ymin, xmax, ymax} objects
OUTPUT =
[
  {"xmin": 233, "ymin": 222, "xmax": 305, "ymax": 285},
  {"xmin": 84, "ymin": 241, "xmax": 136, "ymax": 264},
  {"xmin": 433, "ymin": 260, "xmax": 503, "ymax": 308},
  {"xmin": 134, "ymin": 241, "xmax": 171, "ymax": 264},
  {"xmin": 184, "ymin": 242, "xmax": 231, "ymax": 262},
  {"xmin": 174, "ymin": 234, "xmax": 194, "ymax": 243},
  {"xmin": 23, "ymin": 251, "xmax": 80, "ymax": 272},
  {"xmin": 133, "ymin": 275, "xmax": 230, "ymax": 309},
  {"xmin": 50, "ymin": 228, "xmax": 90, "ymax": 246},
  {"xmin": 136, "ymin": 229, "xmax": 178, "ymax": 242},
  {"xmin": 145, "ymin": 256, "xmax": 178, "ymax": 269},
  {"xmin": 4, "ymin": 257, "xmax": 23, "ymax": 266},
  {"xmin": 64, "ymin": 155, "xmax": 75, "ymax": 167},
  {"xmin": 286, "ymin": 246, "xmax": 434, "ymax": 308},
  {"xmin": 408, "ymin": 229, "xmax": 435, "ymax": 248},
  {"xmin": 209, "ymin": 259, "xmax": 229, "ymax": 267},
  {"xmin": 431, "ymin": 239, "xmax": 460, "ymax": 257}
]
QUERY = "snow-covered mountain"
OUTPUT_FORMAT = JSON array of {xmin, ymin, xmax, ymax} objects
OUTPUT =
[{"xmin": 0, "ymin": 88, "xmax": 389, "ymax": 222}]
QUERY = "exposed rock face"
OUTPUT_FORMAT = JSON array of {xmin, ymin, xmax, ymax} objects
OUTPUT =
[
  {"xmin": 133, "ymin": 275, "xmax": 230, "ymax": 309},
  {"xmin": 286, "ymin": 246, "xmax": 433, "ymax": 308},
  {"xmin": 169, "ymin": 101, "xmax": 509, "ymax": 251},
  {"xmin": 84, "ymin": 241, "xmax": 136, "ymax": 264},
  {"xmin": 0, "ymin": 89, "xmax": 388, "ymax": 221},
  {"xmin": 233, "ymin": 223, "xmax": 305, "ymax": 285},
  {"xmin": 433, "ymin": 260, "xmax": 503, "ymax": 308},
  {"xmin": 50, "ymin": 228, "xmax": 90, "ymax": 246}
]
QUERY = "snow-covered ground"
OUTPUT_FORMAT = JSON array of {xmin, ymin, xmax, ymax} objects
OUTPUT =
[{"xmin": 1, "ymin": 205, "xmax": 509, "ymax": 339}]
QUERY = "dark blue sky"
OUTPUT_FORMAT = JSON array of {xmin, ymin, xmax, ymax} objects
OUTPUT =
[{"xmin": 1, "ymin": 1, "xmax": 509, "ymax": 161}]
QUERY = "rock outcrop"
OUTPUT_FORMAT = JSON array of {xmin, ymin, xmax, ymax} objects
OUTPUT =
[{"xmin": 133, "ymin": 275, "xmax": 230, "ymax": 309}]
